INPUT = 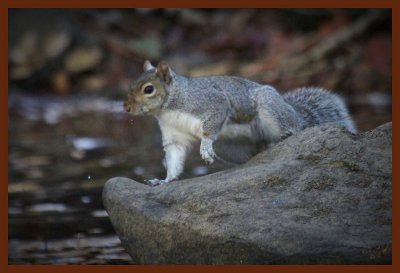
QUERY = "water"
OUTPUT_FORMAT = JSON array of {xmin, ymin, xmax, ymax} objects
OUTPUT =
[
  {"xmin": 8, "ymin": 89, "xmax": 391, "ymax": 264},
  {"xmin": 8, "ymin": 90, "xmax": 219, "ymax": 264}
]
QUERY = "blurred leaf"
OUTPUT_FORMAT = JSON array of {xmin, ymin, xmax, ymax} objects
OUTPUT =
[
  {"xmin": 43, "ymin": 31, "xmax": 72, "ymax": 59},
  {"xmin": 127, "ymin": 34, "xmax": 162, "ymax": 59},
  {"xmin": 65, "ymin": 46, "xmax": 103, "ymax": 73},
  {"xmin": 9, "ymin": 31, "xmax": 44, "ymax": 80}
]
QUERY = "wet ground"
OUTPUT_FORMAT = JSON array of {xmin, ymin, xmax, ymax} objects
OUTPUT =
[{"xmin": 8, "ymin": 88, "xmax": 391, "ymax": 264}]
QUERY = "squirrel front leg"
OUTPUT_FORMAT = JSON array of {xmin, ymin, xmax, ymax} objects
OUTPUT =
[
  {"xmin": 200, "ymin": 113, "xmax": 227, "ymax": 165},
  {"xmin": 148, "ymin": 124, "xmax": 192, "ymax": 186},
  {"xmin": 200, "ymin": 137, "xmax": 216, "ymax": 165},
  {"xmin": 148, "ymin": 142, "xmax": 189, "ymax": 186},
  {"xmin": 147, "ymin": 142, "xmax": 186, "ymax": 186},
  {"xmin": 164, "ymin": 142, "xmax": 187, "ymax": 182}
]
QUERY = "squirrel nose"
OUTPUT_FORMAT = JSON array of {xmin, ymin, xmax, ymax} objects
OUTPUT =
[{"xmin": 123, "ymin": 102, "xmax": 131, "ymax": 112}]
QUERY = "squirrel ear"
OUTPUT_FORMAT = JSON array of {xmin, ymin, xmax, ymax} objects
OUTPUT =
[
  {"xmin": 143, "ymin": 60, "xmax": 155, "ymax": 72},
  {"xmin": 156, "ymin": 61, "xmax": 173, "ymax": 84}
]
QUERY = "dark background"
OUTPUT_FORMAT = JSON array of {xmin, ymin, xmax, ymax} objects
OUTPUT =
[{"xmin": 8, "ymin": 8, "xmax": 391, "ymax": 264}]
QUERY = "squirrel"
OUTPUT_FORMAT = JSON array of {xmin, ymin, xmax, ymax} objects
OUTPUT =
[{"xmin": 124, "ymin": 60, "xmax": 357, "ymax": 186}]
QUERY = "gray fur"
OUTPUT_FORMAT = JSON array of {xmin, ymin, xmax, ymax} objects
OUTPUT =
[
  {"xmin": 283, "ymin": 87, "xmax": 357, "ymax": 134},
  {"xmin": 124, "ymin": 61, "xmax": 357, "ymax": 184}
]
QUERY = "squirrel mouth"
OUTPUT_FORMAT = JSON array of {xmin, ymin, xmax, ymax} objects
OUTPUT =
[{"xmin": 123, "ymin": 102, "xmax": 131, "ymax": 113}]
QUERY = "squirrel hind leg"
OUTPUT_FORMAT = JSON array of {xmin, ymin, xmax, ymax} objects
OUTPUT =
[
  {"xmin": 254, "ymin": 110, "xmax": 283, "ymax": 143},
  {"xmin": 214, "ymin": 139, "xmax": 266, "ymax": 164}
]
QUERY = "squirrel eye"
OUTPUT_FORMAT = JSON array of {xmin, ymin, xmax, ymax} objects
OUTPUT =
[{"xmin": 143, "ymin": 85, "xmax": 154, "ymax": 95}]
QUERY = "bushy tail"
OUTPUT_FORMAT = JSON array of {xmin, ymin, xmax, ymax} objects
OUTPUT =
[{"xmin": 283, "ymin": 87, "xmax": 357, "ymax": 133}]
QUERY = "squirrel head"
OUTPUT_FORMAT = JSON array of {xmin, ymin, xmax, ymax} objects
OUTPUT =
[{"xmin": 124, "ymin": 60, "xmax": 175, "ymax": 116}]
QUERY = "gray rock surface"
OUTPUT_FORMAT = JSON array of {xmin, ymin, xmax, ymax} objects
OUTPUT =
[{"xmin": 103, "ymin": 123, "xmax": 392, "ymax": 264}]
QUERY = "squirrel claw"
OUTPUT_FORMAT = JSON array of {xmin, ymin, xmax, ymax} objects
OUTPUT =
[
  {"xmin": 201, "ymin": 150, "xmax": 215, "ymax": 165},
  {"xmin": 146, "ymin": 178, "xmax": 178, "ymax": 187},
  {"xmin": 200, "ymin": 138, "xmax": 215, "ymax": 165},
  {"xmin": 146, "ymin": 178, "xmax": 166, "ymax": 187},
  {"xmin": 203, "ymin": 156, "xmax": 214, "ymax": 165}
]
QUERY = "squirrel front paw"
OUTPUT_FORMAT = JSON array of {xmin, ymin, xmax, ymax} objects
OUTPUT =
[
  {"xmin": 200, "ymin": 138, "xmax": 216, "ymax": 165},
  {"xmin": 146, "ymin": 177, "xmax": 177, "ymax": 187},
  {"xmin": 146, "ymin": 178, "xmax": 170, "ymax": 187}
]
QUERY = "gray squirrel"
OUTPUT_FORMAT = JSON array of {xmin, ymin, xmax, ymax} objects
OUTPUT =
[{"xmin": 124, "ymin": 60, "xmax": 356, "ymax": 186}]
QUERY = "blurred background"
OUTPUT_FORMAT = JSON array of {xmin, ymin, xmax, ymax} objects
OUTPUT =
[{"xmin": 8, "ymin": 8, "xmax": 391, "ymax": 264}]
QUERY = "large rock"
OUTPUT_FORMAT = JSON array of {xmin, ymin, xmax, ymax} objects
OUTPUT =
[{"xmin": 103, "ymin": 123, "xmax": 392, "ymax": 264}]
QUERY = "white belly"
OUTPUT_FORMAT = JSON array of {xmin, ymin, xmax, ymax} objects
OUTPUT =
[
  {"xmin": 158, "ymin": 110, "xmax": 203, "ymax": 138},
  {"xmin": 158, "ymin": 110, "xmax": 274, "ymax": 143}
]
